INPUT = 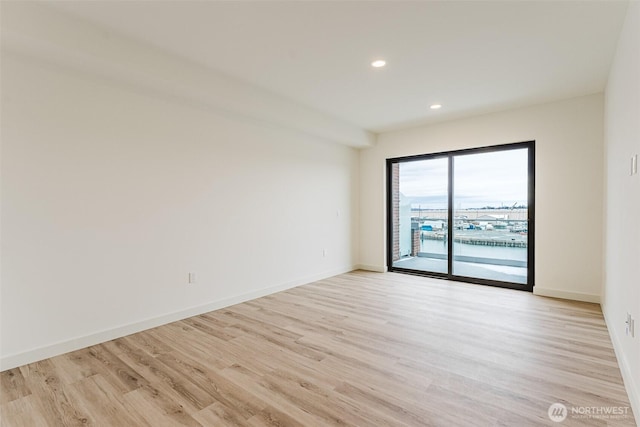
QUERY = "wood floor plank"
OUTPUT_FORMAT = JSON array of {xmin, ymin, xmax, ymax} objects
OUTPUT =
[
  {"xmin": 1, "ymin": 271, "xmax": 636, "ymax": 426},
  {"xmin": 75, "ymin": 344, "xmax": 146, "ymax": 395},
  {"xmin": 110, "ymin": 337, "xmax": 215, "ymax": 413},
  {"xmin": 0, "ymin": 394, "xmax": 53, "ymax": 427},
  {"xmin": 246, "ymin": 405, "xmax": 307, "ymax": 427},
  {"xmin": 0, "ymin": 368, "xmax": 31, "ymax": 404},
  {"xmin": 63, "ymin": 375, "xmax": 149, "ymax": 426},
  {"xmin": 121, "ymin": 388, "xmax": 185, "ymax": 427},
  {"xmin": 17, "ymin": 360, "xmax": 89, "ymax": 426},
  {"xmin": 155, "ymin": 350, "xmax": 266, "ymax": 421},
  {"xmin": 193, "ymin": 402, "xmax": 247, "ymax": 427}
]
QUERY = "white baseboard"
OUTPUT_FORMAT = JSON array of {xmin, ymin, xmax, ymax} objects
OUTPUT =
[
  {"xmin": 533, "ymin": 287, "xmax": 601, "ymax": 303},
  {"xmin": 0, "ymin": 265, "xmax": 356, "ymax": 371},
  {"xmin": 354, "ymin": 264, "xmax": 387, "ymax": 273},
  {"xmin": 602, "ymin": 308, "xmax": 640, "ymax": 426}
]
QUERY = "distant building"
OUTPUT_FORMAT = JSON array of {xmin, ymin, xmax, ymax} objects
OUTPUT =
[{"xmin": 477, "ymin": 214, "xmax": 508, "ymax": 220}]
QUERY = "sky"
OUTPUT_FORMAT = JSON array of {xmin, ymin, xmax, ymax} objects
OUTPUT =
[{"xmin": 399, "ymin": 148, "xmax": 529, "ymax": 209}]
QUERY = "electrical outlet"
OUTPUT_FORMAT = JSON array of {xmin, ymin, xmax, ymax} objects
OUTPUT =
[
  {"xmin": 188, "ymin": 272, "xmax": 196, "ymax": 284},
  {"xmin": 625, "ymin": 313, "xmax": 635, "ymax": 337},
  {"xmin": 625, "ymin": 313, "xmax": 630, "ymax": 336}
]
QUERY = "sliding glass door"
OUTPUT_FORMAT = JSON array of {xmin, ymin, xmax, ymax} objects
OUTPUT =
[
  {"xmin": 390, "ymin": 157, "xmax": 449, "ymax": 274},
  {"xmin": 387, "ymin": 141, "xmax": 534, "ymax": 291}
]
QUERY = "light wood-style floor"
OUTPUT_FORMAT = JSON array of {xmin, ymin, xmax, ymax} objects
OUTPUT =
[{"xmin": 1, "ymin": 271, "xmax": 636, "ymax": 426}]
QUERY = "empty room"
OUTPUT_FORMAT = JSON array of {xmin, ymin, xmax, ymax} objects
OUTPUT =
[{"xmin": 1, "ymin": 1, "xmax": 638, "ymax": 426}]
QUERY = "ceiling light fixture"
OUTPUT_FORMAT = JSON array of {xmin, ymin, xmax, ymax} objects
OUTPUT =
[
  {"xmin": 371, "ymin": 60, "xmax": 386, "ymax": 68},
  {"xmin": 430, "ymin": 104, "xmax": 442, "ymax": 110}
]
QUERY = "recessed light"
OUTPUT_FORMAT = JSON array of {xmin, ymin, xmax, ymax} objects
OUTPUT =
[
  {"xmin": 371, "ymin": 60, "xmax": 386, "ymax": 68},
  {"xmin": 430, "ymin": 104, "xmax": 442, "ymax": 110}
]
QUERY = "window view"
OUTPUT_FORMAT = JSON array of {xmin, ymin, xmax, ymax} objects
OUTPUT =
[
  {"xmin": 452, "ymin": 149, "xmax": 529, "ymax": 284},
  {"xmin": 388, "ymin": 142, "xmax": 533, "ymax": 289},
  {"xmin": 391, "ymin": 157, "xmax": 449, "ymax": 274}
]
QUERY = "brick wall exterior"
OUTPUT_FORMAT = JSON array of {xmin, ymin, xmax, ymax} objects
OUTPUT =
[{"xmin": 411, "ymin": 228, "xmax": 420, "ymax": 256}]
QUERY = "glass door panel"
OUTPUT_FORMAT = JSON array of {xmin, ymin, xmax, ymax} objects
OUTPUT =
[
  {"xmin": 452, "ymin": 149, "xmax": 529, "ymax": 284},
  {"xmin": 391, "ymin": 157, "xmax": 448, "ymax": 274}
]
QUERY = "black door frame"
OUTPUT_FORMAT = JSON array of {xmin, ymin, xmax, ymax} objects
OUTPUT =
[{"xmin": 386, "ymin": 141, "xmax": 535, "ymax": 292}]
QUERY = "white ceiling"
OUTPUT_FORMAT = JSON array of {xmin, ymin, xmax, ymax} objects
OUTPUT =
[{"xmin": 49, "ymin": 1, "xmax": 629, "ymax": 133}]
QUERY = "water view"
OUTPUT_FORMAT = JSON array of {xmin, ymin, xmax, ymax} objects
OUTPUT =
[{"xmin": 390, "ymin": 144, "xmax": 532, "ymax": 286}]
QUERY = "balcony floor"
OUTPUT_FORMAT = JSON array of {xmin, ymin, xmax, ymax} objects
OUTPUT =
[{"xmin": 393, "ymin": 256, "xmax": 527, "ymax": 284}]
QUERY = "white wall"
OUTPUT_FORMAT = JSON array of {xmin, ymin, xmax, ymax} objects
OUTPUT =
[
  {"xmin": 1, "ymin": 2, "xmax": 374, "ymax": 149},
  {"xmin": 603, "ymin": 0, "xmax": 640, "ymax": 418},
  {"xmin": 359, "ymin": 94, "xmax": 605, "ymax": 302},
  {"xmin": 0, "ymin": 51, "xmax": 359, "ymax": 370}
]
